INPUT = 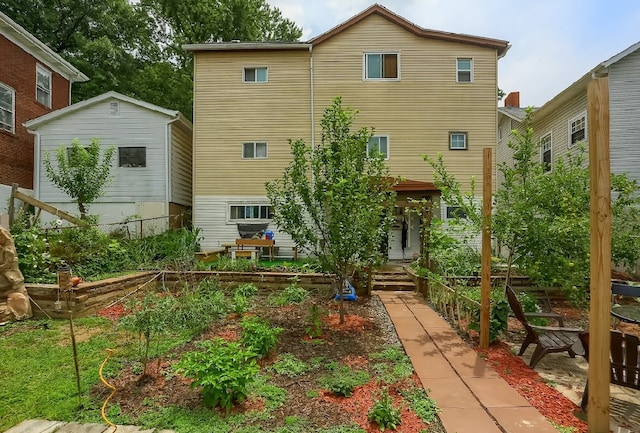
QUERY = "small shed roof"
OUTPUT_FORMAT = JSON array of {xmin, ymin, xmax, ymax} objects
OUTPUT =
[{"xmin": 24, "ymin": 91, "xmax": 191, "ymax": 130}]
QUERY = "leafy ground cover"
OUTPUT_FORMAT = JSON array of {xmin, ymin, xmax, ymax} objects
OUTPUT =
[{"xmin": 0, "ymin": 282, "xmax": 443, "ymax": 433}]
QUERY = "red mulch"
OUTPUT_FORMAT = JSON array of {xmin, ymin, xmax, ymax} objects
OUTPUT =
[
  {"xmin": 477, "ymin": 341, "xmax": 588, "ymax": 432},
  {"xmin": 97, "ymin": 303, "xmax": 126, "ymax": 320}
]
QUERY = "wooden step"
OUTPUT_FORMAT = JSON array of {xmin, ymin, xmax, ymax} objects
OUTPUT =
[{"xmin": 372, "ymin": 280, "xmax": 416, "ymax": 291}]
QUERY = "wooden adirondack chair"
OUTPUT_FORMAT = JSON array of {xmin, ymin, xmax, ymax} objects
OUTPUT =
[
  {"xmin": 580, "ymin": 330, "xmax": 640, "ymax": 411},
  {"xmin": 505, "ymin": 285, "xmax": 583, "ymax": 368}
]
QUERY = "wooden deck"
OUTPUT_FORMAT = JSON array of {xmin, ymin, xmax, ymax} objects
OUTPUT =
[{"xmin": 5, "ymin": 420, "xmax": 175, "ymax": 433}]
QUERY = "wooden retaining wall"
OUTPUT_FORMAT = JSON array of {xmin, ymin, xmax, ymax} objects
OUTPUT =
[{"xmin": 26, "ymin": 271, "xmax": 340, "ymax": 319}]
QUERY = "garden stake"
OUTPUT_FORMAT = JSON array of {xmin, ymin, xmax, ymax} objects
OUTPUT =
[
  {"xmin": 99, "ymin": 349, "xmax": 117, "ymax": 433},
  {"xmin": 59, "ymin": 263, "xmax": 82, "ymax": 408}
]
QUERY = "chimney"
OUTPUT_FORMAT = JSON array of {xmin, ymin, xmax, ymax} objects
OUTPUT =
[{"xmin": 504, "ymin": 92, "xmax": 520, "ymax": 108}]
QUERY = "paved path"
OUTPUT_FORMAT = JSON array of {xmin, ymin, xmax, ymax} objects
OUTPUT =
[
  {"xmin": 377, "ymin": 290, "xmax": 559, "ymax": 433},
  {"xmin": 4, "ymin": 420, "xmax": 174, "ymax": 433}
]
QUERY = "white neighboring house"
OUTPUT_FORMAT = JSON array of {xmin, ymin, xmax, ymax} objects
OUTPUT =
[{"xmin": 24, "ymin": 91, "xmax": 193, "ymax": 232}]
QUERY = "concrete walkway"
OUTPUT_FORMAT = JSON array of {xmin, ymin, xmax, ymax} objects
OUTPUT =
[
  {"xmin": 377, "ymin": 290, "xmax": 559, "ymax": 433},
  {"xmin": 4, "ymin": 420, "xmax": 174, "ymax": 433}
]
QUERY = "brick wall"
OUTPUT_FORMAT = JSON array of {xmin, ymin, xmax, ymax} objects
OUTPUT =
[{"xmin": 0, "ymin": 35, "xmax": 71, "ymax": 189}]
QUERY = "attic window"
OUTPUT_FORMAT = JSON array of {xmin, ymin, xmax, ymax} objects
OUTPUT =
[{"xmin": 109, "ymin": 102, "xmax": 120, "ymax": 115}]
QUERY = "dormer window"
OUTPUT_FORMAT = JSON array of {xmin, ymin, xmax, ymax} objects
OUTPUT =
[{"xmin": 364, "ymin": 53, "xmax": 399, "ymax": 80}]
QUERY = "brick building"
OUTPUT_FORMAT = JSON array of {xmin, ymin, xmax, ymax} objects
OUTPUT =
[{"xmin": 0, "ymin": 12, "xmax": 88, "ymax": 189}]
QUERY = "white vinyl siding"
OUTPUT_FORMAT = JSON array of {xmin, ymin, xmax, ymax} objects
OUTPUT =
[
  {"xmin": 36, "ymin": 64, "xmax": 51, "ymax": 107},
  {"xmin": 456, "ymin": 58, "xmax": 473, "ymax": 82},
  {"xmin": 364, "ymin": 52, "xmax": 399, "ymax": 80},
  {"xmin": 367, "ymin": 135, "xmax": 389, "ymax": 159},
  {"xmin": 0, "ymin": 83, "xmax": 15, "ymax": 133}
]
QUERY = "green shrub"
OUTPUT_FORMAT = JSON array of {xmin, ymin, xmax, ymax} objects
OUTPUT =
[
  {"xmin": 268, "ymin": 280, "xmax": 309, "ymax": 306},
  {"xmin": 320, "ymin": 366, "xmax": 369, "ymax": 397},
  {"xmin": 118, "ymin": 292, "xmax": 175, "ymax": 374},
  {"xmin": 174, "ymin": 338, "xmax": 259, "ymax": 411},
  {"xmin": 239, "ymin": 317, "xmax": 283, "ymax": 358},
  {"xmin": 210, "ymin": 256, "xmax": 256, "ymax": 271},
  {"xmin": 169, "ymin": 285, "xmax": 229, "ymax": 336},
  {"xmin": 400, "ymin": 386, "xmax": 440, "ymax": 423},
  {"xmin": 368, "ymin": 388, "xmax": 402, "ymax": 431},
  {"xmin": 234, "ymin": 283, "xmax": 258, "ymax": 298},
  {"xmin": 269, "ymin": 353, "xmax": 312, "ymax": 377}
]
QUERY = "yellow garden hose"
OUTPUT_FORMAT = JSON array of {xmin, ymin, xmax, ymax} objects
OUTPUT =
[{"xmin": 99, "ymin": 349, "xmax": 117, "ymax": 433}]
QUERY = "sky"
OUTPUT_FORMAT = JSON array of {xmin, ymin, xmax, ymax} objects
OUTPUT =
[{"xmin": 267, "ymin": 0, "xmax": 640, "ymax": 108}]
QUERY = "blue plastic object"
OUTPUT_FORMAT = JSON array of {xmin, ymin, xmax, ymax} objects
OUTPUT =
[
  {"xmin": 264, "ymin": 230, "xmax": 274, "ymax": 240},
  {"xmin": 334, "ymin": 280, "xmax": 357, "ymax": 301}
]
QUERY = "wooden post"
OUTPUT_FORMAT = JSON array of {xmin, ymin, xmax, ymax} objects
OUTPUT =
[
  {"xmin": 587, "ymin": 76, "xmax": 611, "ymax": 432},
  {"xmin": 480, "ymin": 148, "xmax": 492, "ymax": 349},
  {"xmin": 8, "ymin": 183, "xmax": 18, "ymax": 227}
]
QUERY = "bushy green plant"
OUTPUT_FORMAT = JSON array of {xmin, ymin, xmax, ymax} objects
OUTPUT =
[
  {"xmin": 400, "ymin": 386, "xmax": 440, "ymax": 423},
  {"xmin": 371, "ymin": 346, "xmax": 414, "ymax": 384},
  {"xmin": 234, "ymin": 283, "xmax": 258, "ymax": 298},
  {"xmin": 169, "ymin": 284, "xmax": 230, "ymax": 336},
  {"xmin": 268, "ymin": 280, "xmax": 309, "ymax": 307},
  {"xmin": 239, "ymin": 317, "xmax": 283, "ymax": 358},
  {"xmin": 305, "ymin": 303, "xmax": 324, "ymax": 338},
  {"xmin": 467, "ymin": 299, "xmax": 510, "ymax": 343},
  {"xmin": 368, "ymin": 388, "xmax": 402, "ymax": 431},
  {"xmin": 320, "ymin": 366, "xmax": 370, "ymax": 397},
  {"xmin": 10, "ymin": 223, "xmax": 56, "ymax": 282},
  {"xmin": 174, "ymin": 338, "xmax": 259, "ymax": 411},
  {"xmin": 118, "ymin": 292, "xmax": 175, "ymax": 375},
  {"xmin": 210, "ymin": 256, "xmax": 257, "ymax": 271},
  {"xmin": 269, "ymin": 353, "xmax": 311, "ymax": 377}
]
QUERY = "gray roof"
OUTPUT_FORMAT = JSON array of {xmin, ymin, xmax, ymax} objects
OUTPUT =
[{"xmin": 498, "ymin": 106, "xmax": 529, "ymax": 121}]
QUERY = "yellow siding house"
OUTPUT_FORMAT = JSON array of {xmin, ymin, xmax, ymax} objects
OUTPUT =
[{"xmin": 185, "ymin": 4, "xmax": 509, "ymax": 259}]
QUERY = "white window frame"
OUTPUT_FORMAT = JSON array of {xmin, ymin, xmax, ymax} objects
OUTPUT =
[
  {"xmin": 540, "ymin": 132, "xmax": 552, "ymax": 173},
  {"xmin": 228, "ymin": 204, "xmax": 273, "ymax": 221},
  {"xmin": 242, "ymin": 141, "xmax": 268, "ymax": 159},
  {"xmin": 367, "ymin": 135, "xmax": 389, "ymax": 160},
  {"xmin": 449, "ymin": 132, "xmax": 468, "ymax": 150},
  {"xmin": 498, "ymin": 127, "xmax": 503, "ymax": 141},
  {"xmin": 36, "ymin": 64, "xmax": 52, "ymax": 107},
  {"xmin": 243, "ymin": 67, "xmax": 268, "ymax": 83},
  {"xmin": 456, "ymin": 58, "xmax": 473, "ymax": 83},
  {"xmin": 568, "ymin": 112, "xmax": 587, "ymax": 148},
  {"xmin": 363, "ymin": 52, "xmax": 400, "ymax": 81},
  {"xmin": 0, "ymin": 82, "xmax": 15, "ymax": 133}
]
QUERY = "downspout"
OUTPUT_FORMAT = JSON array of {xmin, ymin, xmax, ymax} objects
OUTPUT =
[
  {"xmin": 165, "ymin": 120, "xmax": 172, "ymax": 219},
  {"xmin": 32, "ymin": 130, "xmax": 41, "ymax": 198},
  {"xmin": 309, "ymin": 46, "xmax": 315, "ymax": 149}
]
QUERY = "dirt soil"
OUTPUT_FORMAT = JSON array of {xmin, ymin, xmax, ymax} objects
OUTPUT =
[{"xmin": 96, "ymin": 295, "xmax": 444, "ymax": 433}]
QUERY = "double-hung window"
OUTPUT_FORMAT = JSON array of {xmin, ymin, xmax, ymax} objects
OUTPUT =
[
  {"xmin": 0, "ymin": 83, "xmax": 15, "ymax": 133},
  {"xmin": 367, "ymin": 135, "xmax": 389, "ymax": 159},
  {"xmin": 244, "ymin": 67, "xmax": 268, "ymax": 83},
  {"xmin": 449, "ymin": 132, "xmax": 468, "ymax": 150},
  {"xmin": 230, "ymin": 205, "xmax": 273, "ymax": 220},
  {"xmin": 569, "ymin": 113, "xmax": 586, "ymax": 147},
  {"xmin": 36, "ymin": 64, "xmax": 51, "ymax": 107},
  {"xmin": 456, "ymin": 58, "xmax": 473, "ymax": 82},
  {"xmin": 540, "ymin": 133, "xmax": 552, "ymax": 173},
  {"xmin": 364, "ymin": 53, "xmax": 399, "ymax": 80},
  {"xmin": 243, "ymin": 142, "xmax": 267, "ymax": 159}
]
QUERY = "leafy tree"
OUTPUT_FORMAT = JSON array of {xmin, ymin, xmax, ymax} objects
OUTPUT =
[
  {"xmin": 494, "ymin": 109, "xmax": 640, "ymax": 303},
  {"xmin": 43, "ymin": 139, "xmax": 116, "ymax": 219},
  {"xmin": 0, "ymin": 0, "xmax": 302, "ymax": 120},
  {"xmin": 266, "ymin": 97, "xmax": 396, "ymax": 323}
]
